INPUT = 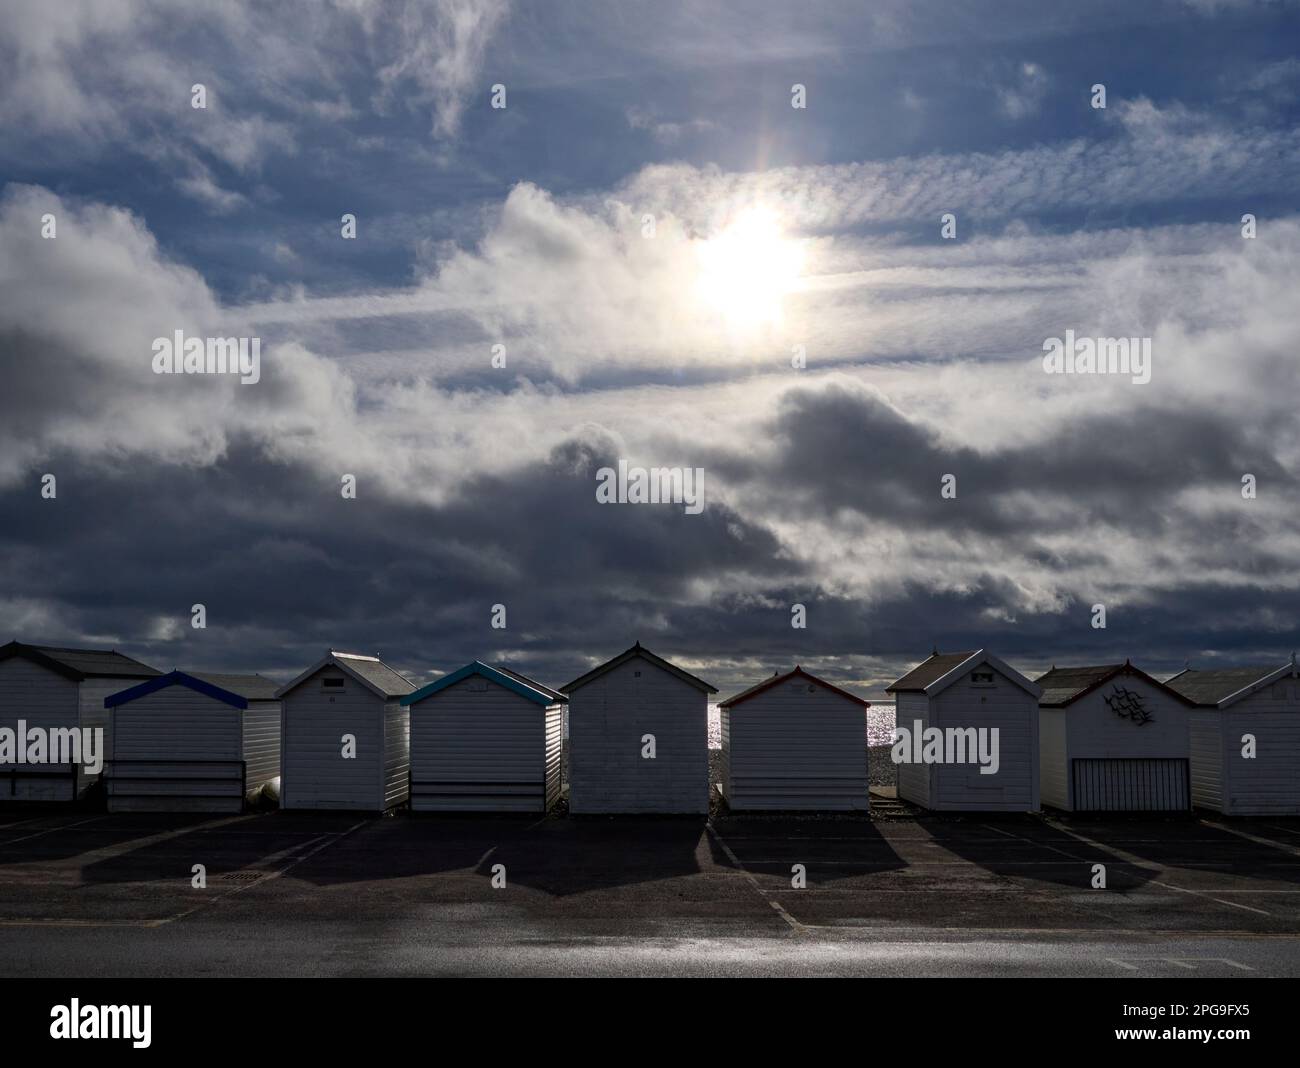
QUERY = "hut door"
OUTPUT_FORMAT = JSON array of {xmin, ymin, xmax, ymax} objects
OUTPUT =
[{"xmin": 1072, "ymin": 758, "xmax": 1190, "ymax": 811}]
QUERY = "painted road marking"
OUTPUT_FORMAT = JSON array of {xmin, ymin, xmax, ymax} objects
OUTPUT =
[
  {"xmin": 981, "ymin": 822, "xmax": 1088, "ymax": 861},
  {"xmin": 1108, "ymin": 957, "xmax": 1253, "ymax": 972},
  {"xmin": 1041, "ymin": 818, "xmax": 1272, "ymax": 917},
  {"xmin": 707, "ymin": 824, "xmax": 805, "ymax": 933},
  {"xmin": 0, "ymin": 820, "xmax": 368, "ymax": 929},
  {"xmin": 1202, "ymin": 819, "xmax": 1300, "ymax": 857},
  {"xmin": 158, "ymin": 820, "xmax": 369, "ymax": 926},
  {"xmin": 0, "ymin": 816, "xmax": 54, "ymax": 831},
  {"xmin": 0, "ymin": 814, "xmax": 111, "ymax": 845}
]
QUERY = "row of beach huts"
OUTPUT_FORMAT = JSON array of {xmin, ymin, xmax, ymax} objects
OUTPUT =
[{"xmin": 1, "ymin": 640, "xmax": 1297, "ymax": 816}]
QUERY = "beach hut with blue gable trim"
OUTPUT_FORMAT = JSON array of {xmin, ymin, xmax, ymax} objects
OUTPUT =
[
  {"xmin": 402, "ymin": 661, "xmax": 566, "ymax": 813},
  {"xmin": 103, "ymin": 670, "xmax": 280, "ymax": 812}
]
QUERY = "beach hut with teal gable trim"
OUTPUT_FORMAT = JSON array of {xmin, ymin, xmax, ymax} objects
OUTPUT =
[{"xmin": 401, "ymin": 661, "xmax": 565, "ymax": 813}]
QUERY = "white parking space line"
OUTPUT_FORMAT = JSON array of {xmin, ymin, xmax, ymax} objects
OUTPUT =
[
  {"xmin": 0, "ymin": 816, "xmax": 53, "ymax": 831},
  {"xmin": 0, "ymin": 820, "xmax": 369, "ymax": 929},
  {"xmin": 1202, "ymin": 819, "xmax": 1300, "ymax": 857},
  {"xmin": 68, "ymin": 814, "xmax": 262, "ymax": 863},
  {"xmin": 707, "ymin": 824, "xmax": 805, "ymax": 933},
  {"xmin": 1150, "ymin": 883, "xmax": 1270, "ymax": 916},
  {"xmin": 993, "ymin": 819, "xmax": 1276, "ymax": 917},
  {"xmin": 1, "ymin": 814, "xmax": 111, "ymax": 845},
  {"xmin": 981, "ymin": 822, "xmax": 1090, "ymax": 861},
  {"xmin": 158, "ymin": 819, "xmax": 370, "ymax": 927},
  {"xmin": 1107, "ymin": 956, "xmax": 1254, "ymax": 972}
]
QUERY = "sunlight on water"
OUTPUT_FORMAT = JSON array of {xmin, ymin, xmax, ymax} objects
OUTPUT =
[{"xmin": 706, "ymin": 704, "xmax": 896, "ymax": 749}]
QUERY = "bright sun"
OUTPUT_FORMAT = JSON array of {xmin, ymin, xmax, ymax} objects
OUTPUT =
[{"xmin": 695, "ymin": 206, "xmax": 805, "ymax": 330}]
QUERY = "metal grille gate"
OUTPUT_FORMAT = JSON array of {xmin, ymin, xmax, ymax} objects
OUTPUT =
[{"xmin": 1071, "ymin": 758, "xmax": 1190, "ymax": 811}]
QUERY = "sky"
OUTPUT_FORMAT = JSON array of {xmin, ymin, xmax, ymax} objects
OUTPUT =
[{"xmin": 1, "ymin": 0, "xmax": 1298, "ymax": 699}]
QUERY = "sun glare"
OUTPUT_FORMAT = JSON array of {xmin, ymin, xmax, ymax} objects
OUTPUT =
[{"xmin": 695, "ymin": 206, "xmax": 805, "ymax": 331}]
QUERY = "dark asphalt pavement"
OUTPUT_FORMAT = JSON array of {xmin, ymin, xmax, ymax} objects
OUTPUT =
[{"xmin": 1, "ymin": 809, "xmax": 1299, "ymax": 976}]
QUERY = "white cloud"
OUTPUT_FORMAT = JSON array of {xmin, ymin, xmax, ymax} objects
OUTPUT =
[
  {"xmin": 625, "ymin": 106, "xmax": 719, "ymax": 145},
  {"xmin": 998, "ymin": 61, "xmax": 1048, "ymax": 119},
  {"xmin": 175, "ymin": 167, "xmax": 250, "ymax": 215},
  {"xmin": 373, "ymin": 0, "xmax": 511, "ymax": 136},
  {"xmin": 0, "ymin": 0, "xmax": 510, "ymax": 204}
]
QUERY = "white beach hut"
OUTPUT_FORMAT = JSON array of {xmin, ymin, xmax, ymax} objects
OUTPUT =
[
  {"xmin": 277, "ymin": 650, "xmax": 415, "ymax": 812},
  {"xmin": 718, "ymin": 666, "xmax": 870, "ymax": 811},
  {"xmin": 1167, "ymin": 659, "xmax": 1300, "ymax": 815},
  {"xmin": 885, "ymin": 649, "xmax": 1042, "ymax": 812},
  {"xmin": 562, "ymin": 642, "xmax": 716, "ymax": 814},
  {"xmin": 104, "ymin": 670, "xmax": 280, "ymax": 812},
  {"xmin": 402, "ymin": 661, "xmax": 565, "ymax": 813},
  {"xmin": 1037, "ymin": 661, "xmax": 1196, "ymax": 812},
  {"xmin": 0, "ymin": 641, "xmax": 160, "ymax": 802}
]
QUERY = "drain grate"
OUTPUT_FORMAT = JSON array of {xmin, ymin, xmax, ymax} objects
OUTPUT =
[{"xmin": 219, "ymin": 871, "xmax": 265, "ymax": 883}]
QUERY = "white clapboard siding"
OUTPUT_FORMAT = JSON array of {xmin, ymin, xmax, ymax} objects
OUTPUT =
[
  {"xmin": 719, "ymin": 704, "xmax": 732, "ymax": 800},
  {"xmin": 77, "ymin": 678, "xmax": 121, "ymax": 796},
  {"xmin": 889, "ymin": 652, "xmax": 1041, "ymax": 812},
  {"xmin": 1055, "ymin": 676, "xmax": 1190, "ymax": 812},
  {"xmin": 106, "ymin": 686, "xmax": 282, "ymax": 813},
  {"xmin": 281, "ymin": 665, "xmax": 408, "ymax": 812},
  {"xmin": 1039, "ymin": 708, "xmax": 1069, "ymax": 810},
  {"xmin": 1189, "ymin": 710, "xmax": 1224, "ymax": 811},
  {"xmin": 568, "ymin": 656, "xmax": 709, "ymax": 814},
  {"xmin": 1212, "ymin": 687, "xmax": 1300, "ymax": 815},
  {"xmin": 544, "ymin": 705, "xmax": 563, "ymax": 810},
  {"xmin": 930, "ymin": 673, "xmax": 1038, "ymax": 812},
  {"xmin": 108, "ymin": 688, "xmax": 241, "ymax": 812},
  {"xmin": 410, "ymin": 676, "xmax": 559, "ymax": 812},
  {"xmin": 894, "ymin": 691, "xmax": 931, "ymax": 808},
  {"xmin": 0, "ymin": 657, "xmax": 83, "ymax": 802},
  {"xmin": 722, "ymin": 677, "xmax": 868, "ymax": 811},
  {"xmin": 383, "ymin": 699, "xmax": 411, "ymax": 809},
  {"xmin": 242, "ymin": 701, "xmax": 282, "ymax": 794}
]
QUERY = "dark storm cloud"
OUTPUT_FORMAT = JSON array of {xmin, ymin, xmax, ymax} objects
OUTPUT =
[
  {"xmin": 710, "ymin": 381, "xmax": 1295, "ymax": 541},
  {"xmin": 0, "ymin": 429, "xmax": 802, "ymax": 691},
  {"xmin": 3, "ymin": 380, "xmax": 1297, "ymax": 700}
]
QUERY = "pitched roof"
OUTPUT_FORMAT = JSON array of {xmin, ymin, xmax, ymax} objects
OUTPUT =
[
  {"xmin": 561, "ymin": 642, "xmax": 718, "ymax": 695},
  {"xmin": 491, "ymin": 663, "xmax": 566, "ymax": 703},
  {"xmin": 886, "ymin": 651, "xmax": 980, "ymax": 693},
  {"xmin": 274, "ymin": 651, "xmax": 415, "ymax": 699},
  {"xmin": 1035, "ymin": 661, "xmax": 1196, "ymax": 708},
  {"xmin": 1165, "ymin": 663, "xmax": 1296, "ymax": 708},
  {"xmin": 885, "ymin": 649, "xmax": 1041, "ymax": 699},
  {"xmin": 402, "ymin": 661, "xmax": 566, "ymax": 707},
  {"xmin": 105, "ymin": 670, "xmax": 279, "ymax": 710},
  {"xmin": 719, "ymin": 666, "xmax": 870, "ymax": 709},
  {"xmin": 0, "ymin": 641, "xmax": 160, "ymax": 682},
  {"xmin": 191, "ymin": 673, "xmax": 281, "ymax": 701}
]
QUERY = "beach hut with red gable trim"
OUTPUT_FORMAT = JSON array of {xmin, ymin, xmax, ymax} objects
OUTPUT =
[{"xmin": 718, "ymin": 666, "xmax": 870, "ymax": 811}]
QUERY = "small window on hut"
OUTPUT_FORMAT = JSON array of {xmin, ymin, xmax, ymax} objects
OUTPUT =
[
  {"xmin": 466, "ymin": 678, "xmax": 488, "ymax": 692},
  {"xmin": 971, "ymin": 669, "xmax": 995, "ymax": 687},
  {"xmin": 322, "ymin": 676, "xmax": 346, "ymax": 690}
]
